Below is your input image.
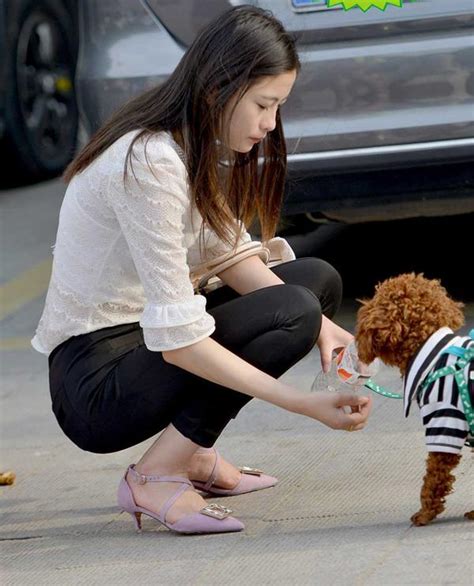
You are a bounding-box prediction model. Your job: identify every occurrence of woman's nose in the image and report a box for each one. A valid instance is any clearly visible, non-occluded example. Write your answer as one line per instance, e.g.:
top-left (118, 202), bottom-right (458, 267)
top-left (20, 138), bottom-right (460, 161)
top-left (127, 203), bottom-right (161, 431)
top-left (261, 111), bottom-right (277, 133)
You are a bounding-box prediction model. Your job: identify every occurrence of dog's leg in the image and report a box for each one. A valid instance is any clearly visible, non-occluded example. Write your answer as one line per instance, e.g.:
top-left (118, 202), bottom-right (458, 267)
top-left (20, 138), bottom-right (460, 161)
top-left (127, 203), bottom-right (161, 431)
top-left (464, 511), bottom-right (474, 520)
top-left (411, 452), bottom-right (461, 526)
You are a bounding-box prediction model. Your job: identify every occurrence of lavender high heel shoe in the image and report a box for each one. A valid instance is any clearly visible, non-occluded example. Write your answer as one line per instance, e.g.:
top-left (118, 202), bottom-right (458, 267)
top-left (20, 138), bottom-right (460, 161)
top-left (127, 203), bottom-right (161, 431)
top-left (117, 465), bottom-right (244, 535)
top-left (190, 448), bottom-right (278, 496)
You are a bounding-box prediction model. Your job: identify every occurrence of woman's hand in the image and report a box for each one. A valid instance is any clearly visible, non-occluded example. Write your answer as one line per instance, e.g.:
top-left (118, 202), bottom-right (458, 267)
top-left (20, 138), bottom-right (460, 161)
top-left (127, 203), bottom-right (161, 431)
top-left (295, 391), bottom-right (372, 431)
top-left (163, 336), bottom-right (372, 431)
top-left (317, 315), bottom-right (354, 374)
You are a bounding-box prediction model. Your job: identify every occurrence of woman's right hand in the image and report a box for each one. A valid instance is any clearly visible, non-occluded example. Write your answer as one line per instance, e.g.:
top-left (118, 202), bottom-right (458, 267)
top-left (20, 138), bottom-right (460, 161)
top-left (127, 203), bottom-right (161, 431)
top-left (163, 337), bottom-right (372, 431)
top-left (295, 391), bottom-right (372, 431)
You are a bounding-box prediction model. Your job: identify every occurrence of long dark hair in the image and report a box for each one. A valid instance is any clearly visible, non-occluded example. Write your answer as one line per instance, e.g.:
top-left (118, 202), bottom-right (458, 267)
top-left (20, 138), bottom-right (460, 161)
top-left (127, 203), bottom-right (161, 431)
top-left (64, 6), bottom-right (300, 247)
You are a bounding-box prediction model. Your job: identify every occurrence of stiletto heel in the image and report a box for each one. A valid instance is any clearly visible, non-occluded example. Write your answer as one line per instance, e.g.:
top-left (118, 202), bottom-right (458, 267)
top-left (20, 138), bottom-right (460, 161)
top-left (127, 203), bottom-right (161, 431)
top-left (117, 464), bottom-right (244, 535)
top-left (133, 512), bottom-right (142, 532)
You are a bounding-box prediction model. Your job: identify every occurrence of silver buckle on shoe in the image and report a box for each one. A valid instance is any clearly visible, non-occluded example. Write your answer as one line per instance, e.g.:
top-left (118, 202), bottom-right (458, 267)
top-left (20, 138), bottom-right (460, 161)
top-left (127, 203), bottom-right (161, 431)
top-left (136, 474), bottom-right (147, 485)
top-left (129, 467), bottom-right (147, 485)
top-left (201, 503), bottom-right (233, 520)
top-left (239, 466), bottom-right (262, 476)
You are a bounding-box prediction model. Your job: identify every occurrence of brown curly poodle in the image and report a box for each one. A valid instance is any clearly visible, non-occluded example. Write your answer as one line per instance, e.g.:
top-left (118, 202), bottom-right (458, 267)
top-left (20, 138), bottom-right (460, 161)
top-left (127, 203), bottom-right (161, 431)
top-left (355, 273), bottom-right (473, 526)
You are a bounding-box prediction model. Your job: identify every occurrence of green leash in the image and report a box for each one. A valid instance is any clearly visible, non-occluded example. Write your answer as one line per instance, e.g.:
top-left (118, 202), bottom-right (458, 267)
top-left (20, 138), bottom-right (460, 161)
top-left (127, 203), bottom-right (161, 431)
top-left (363, 329), bottom-right (474, 419)
top-left (364, 379), bottom-right (403, 399)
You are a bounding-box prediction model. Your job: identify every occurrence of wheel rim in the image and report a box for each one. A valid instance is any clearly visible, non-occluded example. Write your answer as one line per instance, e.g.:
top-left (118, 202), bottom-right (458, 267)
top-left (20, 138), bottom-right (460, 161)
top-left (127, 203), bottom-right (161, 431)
top-left (16, 11), bottom-right (77, 164)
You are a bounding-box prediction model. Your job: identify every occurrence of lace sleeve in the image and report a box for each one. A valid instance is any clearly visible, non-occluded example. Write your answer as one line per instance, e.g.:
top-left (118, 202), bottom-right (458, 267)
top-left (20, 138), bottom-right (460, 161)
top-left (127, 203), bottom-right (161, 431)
top-left (106, 139), bottom-right (215, 351)
top-left (201, 220), bottom-right (253, 263)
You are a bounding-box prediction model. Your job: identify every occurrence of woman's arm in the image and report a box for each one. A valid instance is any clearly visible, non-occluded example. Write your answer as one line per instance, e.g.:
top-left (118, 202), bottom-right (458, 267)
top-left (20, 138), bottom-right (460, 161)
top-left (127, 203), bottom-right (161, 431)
top-left (217, 254), bottom-right (284, 293)
top-left (217, 255), bottom-right (355, 374)
top-left (162, 336), bottom-right (371, 431)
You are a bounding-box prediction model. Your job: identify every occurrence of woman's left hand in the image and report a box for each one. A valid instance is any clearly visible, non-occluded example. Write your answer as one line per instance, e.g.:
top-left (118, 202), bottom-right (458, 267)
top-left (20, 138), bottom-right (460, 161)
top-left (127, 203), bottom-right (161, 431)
top-left (317, 315), bottom-right (354, 374)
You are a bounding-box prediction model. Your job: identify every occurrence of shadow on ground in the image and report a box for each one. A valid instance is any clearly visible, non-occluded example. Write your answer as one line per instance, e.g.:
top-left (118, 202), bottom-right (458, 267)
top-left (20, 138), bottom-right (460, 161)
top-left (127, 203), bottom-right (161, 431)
top-left (286, 212), bottom-right (473, 303)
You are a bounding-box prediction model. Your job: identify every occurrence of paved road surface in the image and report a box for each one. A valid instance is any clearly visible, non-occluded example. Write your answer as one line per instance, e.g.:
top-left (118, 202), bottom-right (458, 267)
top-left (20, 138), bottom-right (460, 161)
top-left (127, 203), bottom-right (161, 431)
top-left (1, 180), bottom-right (473, 585)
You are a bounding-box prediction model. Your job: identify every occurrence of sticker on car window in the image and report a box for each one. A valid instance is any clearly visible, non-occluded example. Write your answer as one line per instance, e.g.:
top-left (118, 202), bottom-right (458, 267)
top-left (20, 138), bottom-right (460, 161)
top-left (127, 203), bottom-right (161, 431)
top-left (291, 0), bottom-right (411, 11)
top-left (326, 0), bottom-right (404, 11)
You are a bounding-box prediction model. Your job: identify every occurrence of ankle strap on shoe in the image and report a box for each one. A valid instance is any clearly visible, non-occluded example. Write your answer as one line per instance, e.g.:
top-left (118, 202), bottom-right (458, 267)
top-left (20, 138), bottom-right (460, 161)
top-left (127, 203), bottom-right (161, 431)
top-left (128, 465), bottom-right (192, 487)
top-left (202, 447), bottom-right (220, 492)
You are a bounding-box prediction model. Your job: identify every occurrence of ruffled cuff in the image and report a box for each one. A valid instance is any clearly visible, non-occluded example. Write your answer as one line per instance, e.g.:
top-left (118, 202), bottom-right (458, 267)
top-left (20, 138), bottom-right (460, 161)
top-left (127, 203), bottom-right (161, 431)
top-left (143, 313), bottom-right (216, 351)
top-left (140, 295), bottom-right (208, 328)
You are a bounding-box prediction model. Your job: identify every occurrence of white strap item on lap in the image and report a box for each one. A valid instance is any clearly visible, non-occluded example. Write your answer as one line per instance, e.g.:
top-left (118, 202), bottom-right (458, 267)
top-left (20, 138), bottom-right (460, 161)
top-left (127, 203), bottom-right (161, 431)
top-left (192, 241), bottom-right (269, 294)
top-left (191, 237), bottom-right (296, 294)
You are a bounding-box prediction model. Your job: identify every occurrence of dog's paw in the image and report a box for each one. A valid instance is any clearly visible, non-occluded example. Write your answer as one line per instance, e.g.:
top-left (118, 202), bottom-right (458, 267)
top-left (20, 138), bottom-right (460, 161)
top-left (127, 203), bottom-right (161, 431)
top-left (410, 510), bottom-right (435, 526)
top-left (464, 510), bottom-right (474, 520)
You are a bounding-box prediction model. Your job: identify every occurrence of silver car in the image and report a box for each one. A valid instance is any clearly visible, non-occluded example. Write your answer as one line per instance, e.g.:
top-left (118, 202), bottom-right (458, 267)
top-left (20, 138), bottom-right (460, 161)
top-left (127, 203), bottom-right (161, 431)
top-left (76, 0), bottom-right (474, 223)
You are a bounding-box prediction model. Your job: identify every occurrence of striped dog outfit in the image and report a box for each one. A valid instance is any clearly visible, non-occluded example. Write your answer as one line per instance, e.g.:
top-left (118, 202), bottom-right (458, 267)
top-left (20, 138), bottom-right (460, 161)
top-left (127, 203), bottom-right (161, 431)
top-left (404, 327), bottom-right (474, 454)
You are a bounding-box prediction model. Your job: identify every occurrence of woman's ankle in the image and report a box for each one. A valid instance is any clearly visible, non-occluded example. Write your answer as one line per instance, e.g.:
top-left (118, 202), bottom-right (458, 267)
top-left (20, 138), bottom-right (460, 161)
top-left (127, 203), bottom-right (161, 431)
top-left (195, 447), bottom-right (214, 454)
top-left (135, 424), bottom-right (201, 476)
top-left (133, 463), bottom-right (189, 478)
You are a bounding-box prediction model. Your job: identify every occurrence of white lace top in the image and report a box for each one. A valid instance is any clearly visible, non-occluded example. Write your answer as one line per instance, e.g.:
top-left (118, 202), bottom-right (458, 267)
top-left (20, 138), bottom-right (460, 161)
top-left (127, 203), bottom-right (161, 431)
top-left (32, 130), bottom-right (266, 355)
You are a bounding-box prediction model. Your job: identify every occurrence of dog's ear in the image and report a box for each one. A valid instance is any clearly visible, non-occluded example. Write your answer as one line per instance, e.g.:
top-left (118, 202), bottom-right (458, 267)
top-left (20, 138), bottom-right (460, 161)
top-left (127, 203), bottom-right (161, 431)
top-left (355, 326), bottom-right (377, 366)
top-left (355, 299), bottom-right (404, 366)
top-left (355, 299), bottom-right (379, 365)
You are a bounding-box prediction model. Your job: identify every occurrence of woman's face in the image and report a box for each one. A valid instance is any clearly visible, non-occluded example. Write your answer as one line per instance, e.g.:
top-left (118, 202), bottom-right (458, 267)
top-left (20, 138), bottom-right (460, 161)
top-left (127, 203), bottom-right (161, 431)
top-left (223, 70), bottom-right (297, 153)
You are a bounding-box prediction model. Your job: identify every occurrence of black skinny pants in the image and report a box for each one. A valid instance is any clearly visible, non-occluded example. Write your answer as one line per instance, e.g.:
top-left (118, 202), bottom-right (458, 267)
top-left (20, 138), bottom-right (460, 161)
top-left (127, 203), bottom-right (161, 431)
top-left (48, 258), bottom-right (342, 453)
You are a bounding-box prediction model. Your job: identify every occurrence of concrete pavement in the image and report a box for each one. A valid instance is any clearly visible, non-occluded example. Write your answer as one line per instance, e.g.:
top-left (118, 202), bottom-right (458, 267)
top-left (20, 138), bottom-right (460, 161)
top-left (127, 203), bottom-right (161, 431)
top-left (2, 314), bottom-right (473, 585)
top-left (1, 180), bottom-right (473, 585)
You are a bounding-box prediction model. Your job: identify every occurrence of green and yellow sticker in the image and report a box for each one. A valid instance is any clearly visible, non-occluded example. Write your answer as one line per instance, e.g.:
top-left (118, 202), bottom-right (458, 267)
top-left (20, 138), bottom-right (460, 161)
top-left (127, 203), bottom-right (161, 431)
top-left (327, 0), bottom-right (404, 10)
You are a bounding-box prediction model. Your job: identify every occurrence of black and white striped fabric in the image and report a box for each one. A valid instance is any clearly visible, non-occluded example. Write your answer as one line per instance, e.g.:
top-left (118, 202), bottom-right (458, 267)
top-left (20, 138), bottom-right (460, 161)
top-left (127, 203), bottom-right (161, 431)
top-left (403, 327), bottom-right (474, 454)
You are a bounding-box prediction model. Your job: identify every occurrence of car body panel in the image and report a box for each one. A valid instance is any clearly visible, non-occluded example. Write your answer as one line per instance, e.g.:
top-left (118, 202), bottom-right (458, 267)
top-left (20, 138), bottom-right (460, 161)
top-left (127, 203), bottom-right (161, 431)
top-left (76, 0), bottom-right (185, 132)
top-left (75, 0), bottom-right (474, 218)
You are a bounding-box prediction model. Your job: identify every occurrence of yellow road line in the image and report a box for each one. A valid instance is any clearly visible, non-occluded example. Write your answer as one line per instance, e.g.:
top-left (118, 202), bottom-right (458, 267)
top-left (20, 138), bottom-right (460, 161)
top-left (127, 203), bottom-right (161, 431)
top-left (0, 258), bottom-right (52, 321)
top-left (0, 337), bottom-right (33, 351)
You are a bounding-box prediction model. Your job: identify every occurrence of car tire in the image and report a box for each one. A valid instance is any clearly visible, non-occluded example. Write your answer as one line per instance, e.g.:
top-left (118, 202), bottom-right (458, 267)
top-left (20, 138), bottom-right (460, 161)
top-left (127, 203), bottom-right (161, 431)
top-left (1, 0), bottom-right (78, 186)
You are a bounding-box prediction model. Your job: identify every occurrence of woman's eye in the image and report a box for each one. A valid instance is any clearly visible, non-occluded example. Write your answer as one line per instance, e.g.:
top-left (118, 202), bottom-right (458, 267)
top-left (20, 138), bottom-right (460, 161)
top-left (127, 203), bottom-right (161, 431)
top-left (258, 104), bottom-right (268, 111)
